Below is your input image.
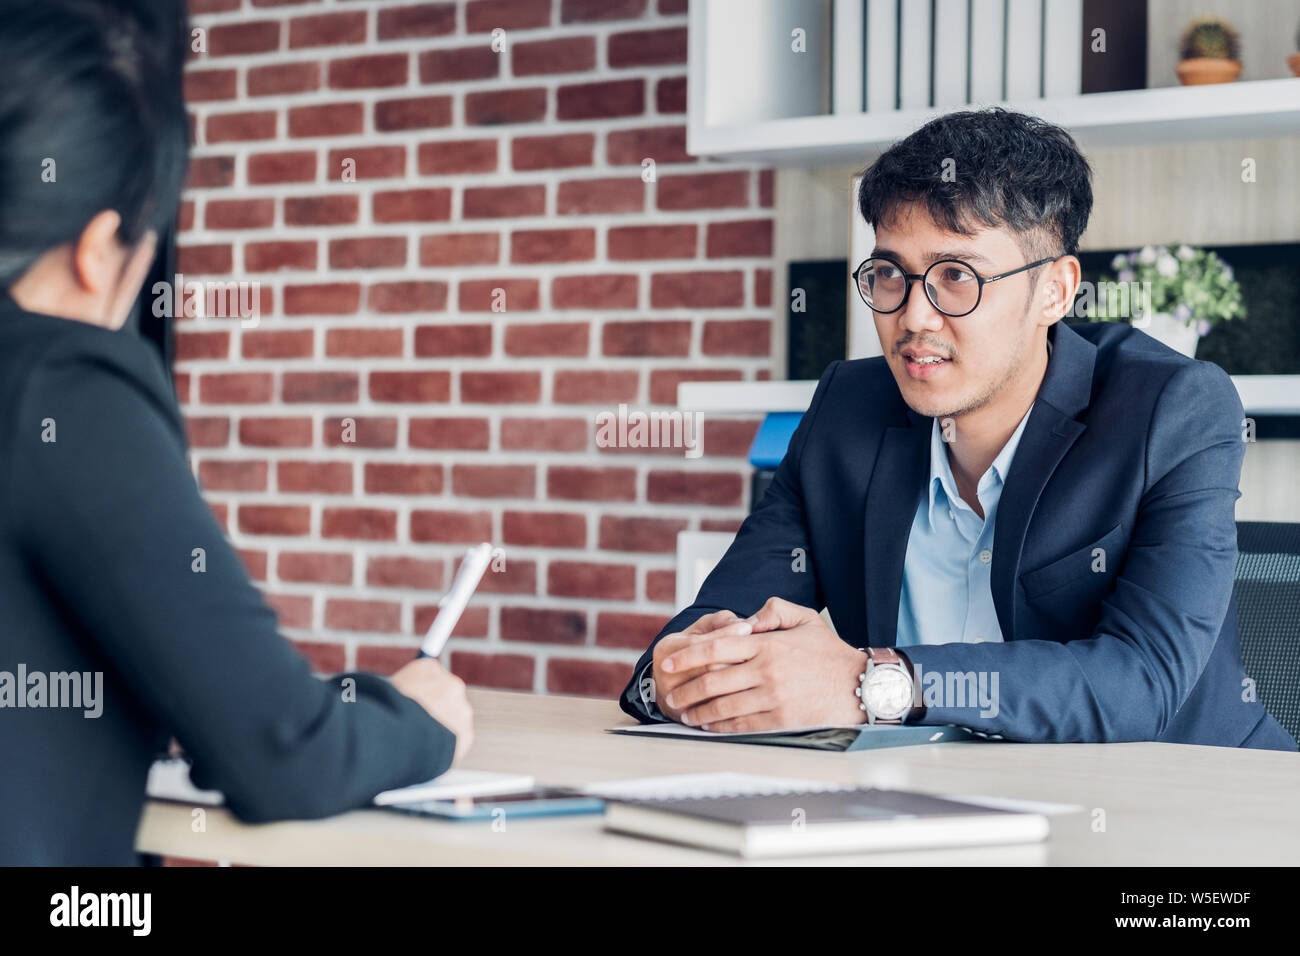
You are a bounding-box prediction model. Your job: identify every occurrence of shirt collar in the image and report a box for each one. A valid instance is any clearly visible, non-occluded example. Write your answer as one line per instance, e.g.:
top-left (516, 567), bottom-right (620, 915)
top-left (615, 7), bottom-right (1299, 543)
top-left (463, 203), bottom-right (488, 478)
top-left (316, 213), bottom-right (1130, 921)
top-left (927, 400), bottom-right (1036, 532)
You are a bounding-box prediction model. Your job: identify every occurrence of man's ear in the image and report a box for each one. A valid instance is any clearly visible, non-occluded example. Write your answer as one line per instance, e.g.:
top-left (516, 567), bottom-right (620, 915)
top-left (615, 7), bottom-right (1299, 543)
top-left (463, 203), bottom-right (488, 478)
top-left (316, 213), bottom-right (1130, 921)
top-left (72, 210), bottom-right (128, 295)
top-left (1041, 255), bottom-right (1081, 322)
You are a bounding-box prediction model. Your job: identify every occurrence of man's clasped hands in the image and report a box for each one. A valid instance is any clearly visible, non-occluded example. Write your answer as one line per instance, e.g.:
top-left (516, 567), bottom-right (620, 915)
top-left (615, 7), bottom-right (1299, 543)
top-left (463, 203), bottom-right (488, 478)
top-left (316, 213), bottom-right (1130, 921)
top-left (650, 598), bottom-right (870, 732)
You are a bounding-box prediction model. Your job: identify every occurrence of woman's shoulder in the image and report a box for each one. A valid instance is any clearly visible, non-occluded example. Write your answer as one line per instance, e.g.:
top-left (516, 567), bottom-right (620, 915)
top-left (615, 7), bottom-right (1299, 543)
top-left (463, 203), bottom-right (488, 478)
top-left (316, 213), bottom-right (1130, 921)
top-left (0, 307), bottom-right (182, 438)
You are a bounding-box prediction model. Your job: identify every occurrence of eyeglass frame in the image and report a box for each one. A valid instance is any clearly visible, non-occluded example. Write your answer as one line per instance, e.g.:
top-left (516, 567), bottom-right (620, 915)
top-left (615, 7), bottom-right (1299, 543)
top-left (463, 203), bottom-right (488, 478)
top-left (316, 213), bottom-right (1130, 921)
top-left (851, 254), bottom-right (1060, 318)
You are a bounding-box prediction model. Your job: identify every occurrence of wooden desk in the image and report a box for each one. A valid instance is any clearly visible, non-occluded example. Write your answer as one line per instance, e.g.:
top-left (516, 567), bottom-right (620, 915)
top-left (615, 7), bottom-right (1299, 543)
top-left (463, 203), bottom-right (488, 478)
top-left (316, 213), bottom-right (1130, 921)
top-left (136, 688), bottom-right (1300, 866)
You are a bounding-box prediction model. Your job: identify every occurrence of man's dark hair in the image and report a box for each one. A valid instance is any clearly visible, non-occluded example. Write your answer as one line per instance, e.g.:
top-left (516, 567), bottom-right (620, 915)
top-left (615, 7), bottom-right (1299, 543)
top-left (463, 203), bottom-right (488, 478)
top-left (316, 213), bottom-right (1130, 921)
top-left (856, 108), bottom-right (1093, 268)
top-left (0, 0), bottom-right (191, 284)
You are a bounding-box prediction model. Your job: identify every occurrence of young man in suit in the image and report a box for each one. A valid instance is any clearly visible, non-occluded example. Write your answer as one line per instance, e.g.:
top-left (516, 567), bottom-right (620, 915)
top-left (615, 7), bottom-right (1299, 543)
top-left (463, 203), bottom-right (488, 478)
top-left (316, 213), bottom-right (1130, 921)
top-left (620, 108), bottom-right (1296, 751)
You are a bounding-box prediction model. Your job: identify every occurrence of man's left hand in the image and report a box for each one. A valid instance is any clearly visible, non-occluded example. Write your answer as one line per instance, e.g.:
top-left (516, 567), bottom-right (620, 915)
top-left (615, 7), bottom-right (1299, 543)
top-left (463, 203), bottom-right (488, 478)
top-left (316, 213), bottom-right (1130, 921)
top-left (660, 597), bottom-right (868, 732)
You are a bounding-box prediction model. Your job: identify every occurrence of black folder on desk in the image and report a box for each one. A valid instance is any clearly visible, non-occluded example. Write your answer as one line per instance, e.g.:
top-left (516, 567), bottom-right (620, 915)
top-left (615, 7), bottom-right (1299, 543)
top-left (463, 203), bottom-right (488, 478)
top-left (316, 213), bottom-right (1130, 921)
top-left (608, 722), bottom-right (987, 751)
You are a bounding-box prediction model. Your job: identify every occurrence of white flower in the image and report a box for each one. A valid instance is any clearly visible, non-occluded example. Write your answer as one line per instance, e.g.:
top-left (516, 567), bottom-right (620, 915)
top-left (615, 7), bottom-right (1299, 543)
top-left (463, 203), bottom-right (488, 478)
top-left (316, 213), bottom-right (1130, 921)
top-left (1111, 253), bottom-right (1129, 271)
top-left (1176, 244), bottom-right (1195, 260)
top-left (1138, 245), bottom-right (1157, 265)
top-left (1156, 254), bottom-right (1179, 278)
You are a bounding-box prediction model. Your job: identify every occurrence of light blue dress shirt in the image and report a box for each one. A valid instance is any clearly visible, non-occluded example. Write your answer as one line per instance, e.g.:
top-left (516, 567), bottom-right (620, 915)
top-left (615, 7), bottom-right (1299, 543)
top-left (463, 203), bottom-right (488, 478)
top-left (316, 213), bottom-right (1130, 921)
top-left (894, 399), bottom-right (1035, 648)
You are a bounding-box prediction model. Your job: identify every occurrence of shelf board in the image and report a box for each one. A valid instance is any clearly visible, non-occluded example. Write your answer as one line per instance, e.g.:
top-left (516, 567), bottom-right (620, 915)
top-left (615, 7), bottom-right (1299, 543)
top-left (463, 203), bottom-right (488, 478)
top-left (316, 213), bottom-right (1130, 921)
top-left (688, 78), bottom-right (1300, 167)
top-left (677, 380), bottom-right (817, 413)
top-left (679, 375), bottom-right (1300, 416)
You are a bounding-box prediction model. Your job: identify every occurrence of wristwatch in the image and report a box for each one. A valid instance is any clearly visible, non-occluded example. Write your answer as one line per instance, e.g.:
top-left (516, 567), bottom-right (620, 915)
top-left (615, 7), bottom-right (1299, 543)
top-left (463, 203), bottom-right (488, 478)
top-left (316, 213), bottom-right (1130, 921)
top-left (855, 647), bottom-right (916, 724)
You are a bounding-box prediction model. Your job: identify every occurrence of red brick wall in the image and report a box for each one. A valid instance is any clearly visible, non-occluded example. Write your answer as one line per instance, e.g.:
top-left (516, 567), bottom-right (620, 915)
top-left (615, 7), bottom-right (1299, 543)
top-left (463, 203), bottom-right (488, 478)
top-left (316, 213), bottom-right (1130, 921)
top-left (176, 0), bottom-right (775, 698)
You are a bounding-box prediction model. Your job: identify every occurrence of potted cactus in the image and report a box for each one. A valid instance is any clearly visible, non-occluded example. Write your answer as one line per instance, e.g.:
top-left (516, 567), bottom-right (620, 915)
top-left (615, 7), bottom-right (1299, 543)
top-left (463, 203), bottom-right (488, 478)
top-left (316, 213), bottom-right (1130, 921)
top-left (1175, 15), bottom-right (1242, 85)
top-left (1289, 20), bottom-right (1300, 76)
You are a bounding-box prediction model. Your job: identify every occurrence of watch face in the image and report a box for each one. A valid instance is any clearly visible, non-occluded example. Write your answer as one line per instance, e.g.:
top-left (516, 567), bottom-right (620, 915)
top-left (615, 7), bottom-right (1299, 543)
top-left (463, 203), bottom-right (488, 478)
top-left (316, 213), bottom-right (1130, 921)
top-left (865, 667), bottom-right (913, 719)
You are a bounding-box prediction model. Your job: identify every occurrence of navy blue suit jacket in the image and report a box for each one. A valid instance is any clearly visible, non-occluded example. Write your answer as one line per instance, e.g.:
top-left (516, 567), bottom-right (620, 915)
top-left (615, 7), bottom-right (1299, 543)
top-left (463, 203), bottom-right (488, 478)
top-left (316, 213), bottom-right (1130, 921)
top-left (620, 321), bottom-right (1297, 751)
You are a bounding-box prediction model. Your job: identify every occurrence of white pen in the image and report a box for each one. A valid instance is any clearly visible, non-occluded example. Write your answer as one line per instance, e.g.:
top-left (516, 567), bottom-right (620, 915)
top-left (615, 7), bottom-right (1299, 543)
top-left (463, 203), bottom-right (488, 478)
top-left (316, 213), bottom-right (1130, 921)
top-left (418, 542), bottom-right (494, 659)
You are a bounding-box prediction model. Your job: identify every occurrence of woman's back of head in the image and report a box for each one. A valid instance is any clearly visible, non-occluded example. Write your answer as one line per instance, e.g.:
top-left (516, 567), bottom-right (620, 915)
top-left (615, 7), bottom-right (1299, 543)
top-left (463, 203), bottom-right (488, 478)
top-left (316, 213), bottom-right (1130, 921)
top-left (0, 0), bottom-right (190, 288)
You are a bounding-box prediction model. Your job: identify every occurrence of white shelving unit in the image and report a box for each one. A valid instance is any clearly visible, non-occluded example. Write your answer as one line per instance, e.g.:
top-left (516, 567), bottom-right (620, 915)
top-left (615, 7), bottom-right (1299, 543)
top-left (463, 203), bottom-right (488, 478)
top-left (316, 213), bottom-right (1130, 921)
top-left (687, 0), bottom-right (1300, 168)
top-left (689, 75), bottom-right (1300, 167)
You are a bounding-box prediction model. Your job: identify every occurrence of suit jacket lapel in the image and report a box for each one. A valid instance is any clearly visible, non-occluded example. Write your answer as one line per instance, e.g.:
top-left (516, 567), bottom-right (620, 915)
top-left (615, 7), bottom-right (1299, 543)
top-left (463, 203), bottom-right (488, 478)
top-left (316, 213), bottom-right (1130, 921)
top-left (861, 321), bottom-right (1097, 648)
top-left (862, 402), bottom-right (929, 648)
top-left (991, 321), bottom-right (1095, 642)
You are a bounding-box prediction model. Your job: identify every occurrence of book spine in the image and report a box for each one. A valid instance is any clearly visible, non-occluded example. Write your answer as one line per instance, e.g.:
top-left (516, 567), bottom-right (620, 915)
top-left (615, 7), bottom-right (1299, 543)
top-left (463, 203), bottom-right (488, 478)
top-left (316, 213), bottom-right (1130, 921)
top-left (865, 0), bottom-right (899, 112)
top-left (1004, 0), bottom-right (1044, 100)
top-left (932, 0), bottom-right (971, 108)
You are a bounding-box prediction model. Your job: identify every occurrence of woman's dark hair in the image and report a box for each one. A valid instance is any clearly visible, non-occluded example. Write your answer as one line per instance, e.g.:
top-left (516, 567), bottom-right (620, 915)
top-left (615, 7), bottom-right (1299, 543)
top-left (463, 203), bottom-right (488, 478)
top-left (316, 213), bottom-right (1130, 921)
top-left (857, 108), bottom-right (1093, 267)
top-left (0, 0), bottom-right (190, 285)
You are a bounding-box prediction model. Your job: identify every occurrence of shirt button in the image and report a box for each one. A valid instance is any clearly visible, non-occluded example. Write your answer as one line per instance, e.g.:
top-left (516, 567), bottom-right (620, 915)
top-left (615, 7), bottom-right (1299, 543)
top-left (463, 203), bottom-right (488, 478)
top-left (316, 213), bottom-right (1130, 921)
top-left (978, 549), bottom-right (992, 564)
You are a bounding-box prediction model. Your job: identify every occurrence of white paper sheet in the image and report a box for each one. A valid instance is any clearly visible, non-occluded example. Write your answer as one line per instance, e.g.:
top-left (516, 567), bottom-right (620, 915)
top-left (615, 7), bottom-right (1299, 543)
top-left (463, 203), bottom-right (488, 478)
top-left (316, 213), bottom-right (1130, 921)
top-left (582, 772), bottom-right (852, 801)
top-left (146, 758), bottom-right (533, 808)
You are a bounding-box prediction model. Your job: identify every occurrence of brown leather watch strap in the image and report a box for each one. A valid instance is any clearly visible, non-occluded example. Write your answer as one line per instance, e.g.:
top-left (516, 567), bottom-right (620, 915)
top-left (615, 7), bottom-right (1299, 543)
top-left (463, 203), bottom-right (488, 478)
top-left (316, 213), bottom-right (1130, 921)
top-left (895, 649), bottom-right (925, 721)
top-left (867, 647), bottom-right (902, 667)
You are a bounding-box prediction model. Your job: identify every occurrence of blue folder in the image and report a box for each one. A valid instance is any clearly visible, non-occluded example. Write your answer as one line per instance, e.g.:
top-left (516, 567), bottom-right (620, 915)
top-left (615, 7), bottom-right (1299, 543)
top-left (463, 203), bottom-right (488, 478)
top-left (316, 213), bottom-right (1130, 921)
top-left (748, 412), bottom-right (804, 469)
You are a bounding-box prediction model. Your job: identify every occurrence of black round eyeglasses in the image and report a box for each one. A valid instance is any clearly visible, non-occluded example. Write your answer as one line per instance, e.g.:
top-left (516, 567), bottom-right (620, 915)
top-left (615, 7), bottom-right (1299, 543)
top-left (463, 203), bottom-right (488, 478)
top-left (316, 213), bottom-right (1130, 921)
top-left (852, 255), bottom-right (1058, 318)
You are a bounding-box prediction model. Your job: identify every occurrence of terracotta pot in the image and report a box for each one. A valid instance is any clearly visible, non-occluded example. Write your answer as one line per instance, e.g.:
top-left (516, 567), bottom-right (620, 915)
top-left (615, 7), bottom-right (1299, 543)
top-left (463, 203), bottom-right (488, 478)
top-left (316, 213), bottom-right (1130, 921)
top-left (1175, 57), bottom-right (1242, 85)
top-left (1288, 52), bottom-right (1300, 77)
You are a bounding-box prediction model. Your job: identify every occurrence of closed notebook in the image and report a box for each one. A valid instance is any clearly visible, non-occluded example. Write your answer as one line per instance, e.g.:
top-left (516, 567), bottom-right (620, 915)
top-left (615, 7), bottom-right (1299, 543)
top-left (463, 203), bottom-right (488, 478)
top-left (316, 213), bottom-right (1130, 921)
top-left (608, 722), bottom-right (986, 751)
top-left (604, 786), bottom-right (1050, 858)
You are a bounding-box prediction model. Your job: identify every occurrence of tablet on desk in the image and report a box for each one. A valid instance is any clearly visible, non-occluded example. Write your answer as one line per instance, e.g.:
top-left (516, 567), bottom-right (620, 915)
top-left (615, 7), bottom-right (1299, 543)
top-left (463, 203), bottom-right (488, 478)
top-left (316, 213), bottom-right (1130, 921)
top-left (381, 787), bottom-right (604, 821)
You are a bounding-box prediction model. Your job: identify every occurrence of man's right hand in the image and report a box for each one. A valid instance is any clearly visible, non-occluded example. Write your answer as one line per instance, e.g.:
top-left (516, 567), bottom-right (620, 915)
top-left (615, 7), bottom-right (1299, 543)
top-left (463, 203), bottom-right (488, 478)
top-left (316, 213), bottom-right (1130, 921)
top-left (390, 658), bottom-right (474, 763)
top-left (650, 610), bottom-right (753, 723)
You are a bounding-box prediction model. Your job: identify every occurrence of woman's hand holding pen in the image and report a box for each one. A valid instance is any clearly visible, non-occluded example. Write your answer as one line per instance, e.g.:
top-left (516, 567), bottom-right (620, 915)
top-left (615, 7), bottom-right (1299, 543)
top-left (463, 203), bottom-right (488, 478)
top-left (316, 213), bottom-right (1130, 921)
top-left (391, 658), bottom-right (475, 763)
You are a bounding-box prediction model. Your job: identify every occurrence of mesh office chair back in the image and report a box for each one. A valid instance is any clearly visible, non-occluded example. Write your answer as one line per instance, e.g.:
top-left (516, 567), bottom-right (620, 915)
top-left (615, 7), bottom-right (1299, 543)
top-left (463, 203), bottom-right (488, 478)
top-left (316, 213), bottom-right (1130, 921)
top-left (1233, 521), bottom-right (1300, 745)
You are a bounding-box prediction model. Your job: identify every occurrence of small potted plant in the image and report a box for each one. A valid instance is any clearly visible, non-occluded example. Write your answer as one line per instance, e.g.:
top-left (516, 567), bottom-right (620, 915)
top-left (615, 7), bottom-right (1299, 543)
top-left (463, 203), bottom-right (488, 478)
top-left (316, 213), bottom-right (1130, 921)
top-left (1175, 15), bottom-right (1242, 85)
top-left (1289, 20), bottom-right (1300, 76)
top-left (1086, 244), bottom-right (1245, 358)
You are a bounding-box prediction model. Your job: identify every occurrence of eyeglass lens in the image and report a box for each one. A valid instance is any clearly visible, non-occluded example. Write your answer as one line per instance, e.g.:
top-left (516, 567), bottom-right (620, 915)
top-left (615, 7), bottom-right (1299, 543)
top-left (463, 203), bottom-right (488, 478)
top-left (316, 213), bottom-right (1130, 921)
top-left (859, 259), bottom-right (981, 316)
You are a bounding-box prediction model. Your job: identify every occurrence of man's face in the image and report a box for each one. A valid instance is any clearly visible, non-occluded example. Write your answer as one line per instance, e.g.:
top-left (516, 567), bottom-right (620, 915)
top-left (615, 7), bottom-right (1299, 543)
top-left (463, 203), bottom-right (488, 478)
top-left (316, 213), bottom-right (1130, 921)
top-left (870, 203), bottom-right (1049, 421)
